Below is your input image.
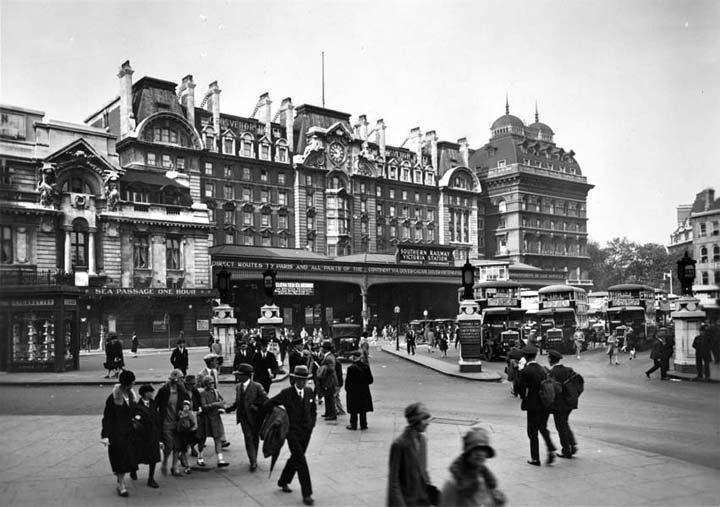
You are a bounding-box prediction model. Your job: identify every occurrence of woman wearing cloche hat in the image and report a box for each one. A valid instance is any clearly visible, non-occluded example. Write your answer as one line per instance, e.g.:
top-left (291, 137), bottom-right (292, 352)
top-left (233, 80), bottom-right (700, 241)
top-left (440, 426), bottom-right (506, 507)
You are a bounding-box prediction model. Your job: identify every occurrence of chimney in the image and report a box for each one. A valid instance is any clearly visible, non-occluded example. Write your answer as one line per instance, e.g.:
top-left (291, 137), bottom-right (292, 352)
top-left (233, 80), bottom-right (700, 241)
top-left (279, 97), bottom-right (294, 152)
top-left (458, 137), bottom-right (470, 167)
top-left (117, 60), bottom-right (134, 138)
top-left (205, 81), bottom-right (221, 134)
top-left (359, 115), bottom-right (369, 142)
top-left (353, 121), bottom-right (361, 139)
top-left (256, 92), bottom-right (272, 142)
top-left (376, 119), bottom-right (386, 159)
top-left (705, 188), bottom-right (715, 211)
top-left (410, 127), bottom-right (423, 164)
top-left (178, 75), bottom-right (196, 127)
top-left (425, 130), bottom-right (438, 171)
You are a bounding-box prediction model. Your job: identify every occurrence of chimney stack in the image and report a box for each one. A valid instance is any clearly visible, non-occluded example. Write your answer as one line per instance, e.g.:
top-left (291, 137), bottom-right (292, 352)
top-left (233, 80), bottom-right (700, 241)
top-left (410, 127), bottom-right (423, 164)
top-left (117, 60), bottom-right (135, 139)
top-left (205, 81), bottom-right (222, 135)
top-left (178, 75), bottom-right (196, 127)
top-left (376, 119), bottom-right (386, 159)
top-left (359, 115), bottom-right (369, 142)
top-left (458, 137), bottom-right (470, 167)
top-left (425, 130), bottom-right (438, 171)
top-left (705, 188), bottom-right (715, 211)
top-left (279, 97), bottom-right (294, 152)
top-left (256, 92), bottom-right (273, 142)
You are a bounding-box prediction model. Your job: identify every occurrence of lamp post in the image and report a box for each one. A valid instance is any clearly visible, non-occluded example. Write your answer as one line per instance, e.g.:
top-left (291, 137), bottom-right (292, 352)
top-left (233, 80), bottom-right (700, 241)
top-left (394, 305), bottom-right (401, 351)
top-left (262, 264), bottom-right (277, 304)
top-left (216, 265), bottom-right (231, 304)
top-left (461, 255), bottom-right (475, 300)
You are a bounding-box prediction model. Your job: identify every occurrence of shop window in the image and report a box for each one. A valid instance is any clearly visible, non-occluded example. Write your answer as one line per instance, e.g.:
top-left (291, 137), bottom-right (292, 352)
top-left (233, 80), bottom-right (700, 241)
top-left (166, 237), bottom-right (181, 270)
top-left (10, 312), bottom-right (59, 364)
top-left (1, 225), bottom-right (12, 264)
top-left (133, 235), bottom-right (149, 269)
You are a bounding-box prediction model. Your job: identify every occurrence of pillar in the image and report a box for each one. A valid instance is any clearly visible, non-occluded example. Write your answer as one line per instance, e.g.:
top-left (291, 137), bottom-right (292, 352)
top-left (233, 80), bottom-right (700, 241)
top-left (361, 286), bottom-right (369, 332)
top-left (671, 297), bottom-right (706, 373)
top-left (64, 229), bottom-right (72, 273)
top-left (88, 228), bottom-right (96, 275)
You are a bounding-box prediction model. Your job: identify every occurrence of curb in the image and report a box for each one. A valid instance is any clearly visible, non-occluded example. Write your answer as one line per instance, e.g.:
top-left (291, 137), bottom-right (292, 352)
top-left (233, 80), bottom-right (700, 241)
top-left (0, 372), bottom-right (290, 387)
top-left (381, 345), bottom-right (502, 382)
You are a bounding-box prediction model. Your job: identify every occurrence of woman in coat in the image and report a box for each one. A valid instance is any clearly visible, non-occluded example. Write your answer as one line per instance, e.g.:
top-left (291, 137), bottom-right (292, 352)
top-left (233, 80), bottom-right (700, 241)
top-left (197, 375), bottom-right (229, 467)
top-left (133, 384), bottom-right (161, 488)
top-left (344, 350), bottom-right (374, 431)
top-left (101, 370), bottom-right (138, 497)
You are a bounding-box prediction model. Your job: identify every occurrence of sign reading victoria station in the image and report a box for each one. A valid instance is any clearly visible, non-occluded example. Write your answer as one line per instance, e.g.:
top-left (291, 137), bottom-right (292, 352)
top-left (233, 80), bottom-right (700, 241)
top-left (395, 244), bottom-right (455, 265)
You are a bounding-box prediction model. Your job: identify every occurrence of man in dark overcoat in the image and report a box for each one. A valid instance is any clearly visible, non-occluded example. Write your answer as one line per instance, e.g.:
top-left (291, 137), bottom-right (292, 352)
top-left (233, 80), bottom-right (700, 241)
top-left (226, 363), bottom-right (268, 471)
top-left (344, 350), bottom-right (374, 431)
top-left (317, 341), bottom-right (338, 422)
top-left (233, 340), bottom-right (255, 372)
top-left (386, 402), bottom-right (438, 507)
top-left (547, 350), bottom-right (578, 458)
top-left (252, 338), bottom-right (279, 394)
top-left (517, 345), bottom-right (556, 466)
top-left (693, 325), bottom-right (712, 380)
top-left (267, 365), bottom-right (317, 506)
top-left (170, 338), bottom-right (189, 376)
top-left (645, 330), bottom-right (668, 380)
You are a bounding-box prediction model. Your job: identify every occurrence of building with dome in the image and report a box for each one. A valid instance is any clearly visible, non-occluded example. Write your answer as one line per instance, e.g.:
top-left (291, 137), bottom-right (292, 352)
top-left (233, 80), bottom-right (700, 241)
top-left (469, 100), bottom-right (594, 286)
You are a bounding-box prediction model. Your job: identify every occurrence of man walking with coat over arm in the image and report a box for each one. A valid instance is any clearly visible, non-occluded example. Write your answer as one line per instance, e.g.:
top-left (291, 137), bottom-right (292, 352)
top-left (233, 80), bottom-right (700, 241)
top-left (226, 363), bottom-right (268, 472)
top-left (518, 345), bottom-right (557, 466)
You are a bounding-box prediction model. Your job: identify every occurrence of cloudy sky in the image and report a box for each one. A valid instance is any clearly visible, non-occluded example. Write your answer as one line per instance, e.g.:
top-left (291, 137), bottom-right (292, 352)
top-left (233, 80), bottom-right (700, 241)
top-left (2, 0), bottom-right (718, 246)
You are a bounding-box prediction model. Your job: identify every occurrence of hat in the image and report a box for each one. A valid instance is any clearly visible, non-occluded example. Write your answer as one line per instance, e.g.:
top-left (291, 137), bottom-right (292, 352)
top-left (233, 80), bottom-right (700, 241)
top-left (184, 375), bottom-right (196, 384)
top-left (138, 384), bottom-right (154, 396)
top-left (349, 349), bottom-right (362, 357)
top-left (404, 402), bottom-right (432, 425)
top-left (182, 399), bottom-right (192, 406)
top-left (233, 363), bottom-right (254, 376)
top-left (200, 375), bottom-right (215, 387)
top-left (321, 340), bottom-right (334, 350)
top-left (521, 345), bottom-right (538, 356)
top-left (238, 340), bottom-right (248, 347)
top-left (177, 338), bottom-right (185, 344)
top-left (169, 369), bottom-right (184, 380)
top-left (462, 427), bottom-right (495, 458)
top-left (290, 365), bottom-right (311, 379)
top-left (203, 353), bottom-right (218, 362)
top-left (118, 370), bottom-right (135, 386)
top-left (292, 337), bottom-right (304, 345)
top-left (548, 349), bottom-right (563, 361)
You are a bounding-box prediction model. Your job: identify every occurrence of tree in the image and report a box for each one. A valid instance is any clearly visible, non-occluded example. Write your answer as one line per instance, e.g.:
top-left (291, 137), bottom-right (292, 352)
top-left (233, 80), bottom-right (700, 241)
top-left (588, 238), bottom-right (674, 291)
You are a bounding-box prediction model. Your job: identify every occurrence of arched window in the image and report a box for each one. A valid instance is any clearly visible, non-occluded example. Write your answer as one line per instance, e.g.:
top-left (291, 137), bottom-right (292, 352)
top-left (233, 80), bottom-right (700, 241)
top-left (240, 133), bottom-right (254, 158)
top-left (700, 246), bottom-right (708, 263)
top-left (62, 176), bottom-right (93, 194)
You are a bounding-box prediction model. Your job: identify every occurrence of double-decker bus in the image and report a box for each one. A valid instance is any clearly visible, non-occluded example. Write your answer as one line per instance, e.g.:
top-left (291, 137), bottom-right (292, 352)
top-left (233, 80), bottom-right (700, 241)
top-left (473, 281), bottom-right (527, 360)
top-left (536, 285), bottom-right (590, 353)
top-left (606, 284), bottom-right (657, 350)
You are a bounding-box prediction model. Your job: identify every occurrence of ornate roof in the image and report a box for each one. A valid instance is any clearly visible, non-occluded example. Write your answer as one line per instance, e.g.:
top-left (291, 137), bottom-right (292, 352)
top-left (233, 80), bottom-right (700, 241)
top-left (491, 114), bottom-right (525, 131)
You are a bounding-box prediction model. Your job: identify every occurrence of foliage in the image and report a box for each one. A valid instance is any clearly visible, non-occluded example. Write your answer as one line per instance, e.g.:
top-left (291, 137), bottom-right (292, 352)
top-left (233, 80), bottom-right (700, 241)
top-left (588, 237), bottom-right (676, 292)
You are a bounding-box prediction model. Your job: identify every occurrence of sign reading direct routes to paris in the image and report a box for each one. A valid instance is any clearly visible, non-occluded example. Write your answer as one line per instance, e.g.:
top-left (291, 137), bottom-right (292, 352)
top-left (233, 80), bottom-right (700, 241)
top-left (396, 244), bottom-right (455, 265)
top-left (458, 320), bottom-right (482, 360)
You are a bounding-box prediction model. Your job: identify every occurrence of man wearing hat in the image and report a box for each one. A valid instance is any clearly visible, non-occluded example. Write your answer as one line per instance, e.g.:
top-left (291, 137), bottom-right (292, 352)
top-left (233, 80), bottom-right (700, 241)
top-left (267, 365), bottom-right (317, 506)
top-left (547, 350), bottom-right (579, 459)
top-left (233, 340), bottom-right (255, 372)
top-left (252, 338), bottom-right (279, 394)
top-left (316, 340), bottom-right (338, 422)
top-left (344, 350), bottom-right (374, 431)
top-left (226, 363), bottom-right (268, 471)
top-left (288, 337), bottom-right (306, 382)
top-left (170, 339), bottom-right (189, 376)
top-left (387, 402), bottom-right (438, 506)
top-left (440, 426), bottom-right (506, 507)
top-left (198, 353), bottom-right (220, 390)
top-left (517, 345), bottom-right (557, 466)
top-left (156, 369), bottom-right (190, 475)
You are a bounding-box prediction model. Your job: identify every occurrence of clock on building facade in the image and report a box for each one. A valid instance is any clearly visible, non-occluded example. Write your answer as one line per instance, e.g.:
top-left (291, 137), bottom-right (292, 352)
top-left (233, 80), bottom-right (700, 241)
top-left (328, 142), bottom-right (345, 165)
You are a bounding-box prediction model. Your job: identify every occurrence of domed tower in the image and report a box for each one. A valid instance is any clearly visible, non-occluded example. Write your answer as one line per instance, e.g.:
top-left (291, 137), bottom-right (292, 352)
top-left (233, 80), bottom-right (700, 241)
top-left (526, 103), bottom-right (554, 142)
top-left (490, 96), bottom-right (525, 138)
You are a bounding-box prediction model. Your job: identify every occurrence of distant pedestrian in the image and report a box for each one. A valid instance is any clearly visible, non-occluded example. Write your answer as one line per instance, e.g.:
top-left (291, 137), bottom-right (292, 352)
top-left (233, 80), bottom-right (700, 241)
top-left (226, 363), bottom-right (268, 472)
top-left (440, 426), bottom-right (506, 507)
top-left (131, 332), bottom-right (139, 357)
top-left (211, 338), bottom-right (223, 366)
top-left (267, 365), bottom-right (317, 506)
top-left (547, 350), bottom-right (579, 458)
top-left (133, 384), bottom-right (161, 488)
top-left (606, 331), bottom-right (619, 365)
top-left (101, 370), bottom-right (138, 497)
top-left (170, 339), bottom-right (189, 376)
top-left (572, 328), bottom-right (584, 359)
top-left (439, 334), bottom-right (449, 357)
top-left (252, 338), bottom-right (279, 394)
top-left (345, 350), bottom-right (374, 431)
top-left (387, 402), bottom-right (438, 507)
top-left (406, 329), bottom-right (416, 355)
top-left (645, 330), bottom-right (669, 380)
top-left (207, 333), bottom-right (214, 351)
top-left (693, 325), bottom-right (712, 381)
top-left (517, 345), bottom-right (556, 466)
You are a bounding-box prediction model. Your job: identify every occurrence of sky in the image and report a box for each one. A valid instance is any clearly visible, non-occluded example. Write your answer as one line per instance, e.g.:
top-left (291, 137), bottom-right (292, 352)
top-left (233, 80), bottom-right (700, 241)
top-left (2, 0), bottom-right (718, 247)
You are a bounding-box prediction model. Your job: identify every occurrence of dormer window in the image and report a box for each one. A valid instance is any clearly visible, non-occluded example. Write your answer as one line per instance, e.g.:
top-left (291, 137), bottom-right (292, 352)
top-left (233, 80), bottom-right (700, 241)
top-left (401, 166), bottom-right (410, 182)
top-left (240, 133), bottom-right (254, 158)
top-left (275, 140), bottom-right (289, 163)
top-left (260, 143), bottom-right (271, 161)
top-left (223, 137), bottom-right (235, 155)
top-left (205, 134), bottom-right (216, 152)
top-left (424, 172), bottom-right (434, 186)
top-left (389, 165), bottom-right (398, 179)
top-left (414, 170), bottom-right (422, 183)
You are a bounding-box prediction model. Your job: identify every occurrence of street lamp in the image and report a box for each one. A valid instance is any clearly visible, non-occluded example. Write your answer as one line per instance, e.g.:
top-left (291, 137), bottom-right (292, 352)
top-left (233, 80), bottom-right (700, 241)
top-left (676, 251), bottom-right (696, 297)
top-left (461, 255), bottom-right (475, 300)
top-left (262, 264), bottom-right (277, 303)
top-left (216, 265), bottom-right (231, 304)
top-left (394, 305), bottom-right (401, 351)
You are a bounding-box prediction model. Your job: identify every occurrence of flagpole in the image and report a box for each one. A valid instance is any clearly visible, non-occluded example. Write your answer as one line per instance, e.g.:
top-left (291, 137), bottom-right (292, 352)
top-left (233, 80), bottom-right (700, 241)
top-left (321, 51), bottom-right (325, 108)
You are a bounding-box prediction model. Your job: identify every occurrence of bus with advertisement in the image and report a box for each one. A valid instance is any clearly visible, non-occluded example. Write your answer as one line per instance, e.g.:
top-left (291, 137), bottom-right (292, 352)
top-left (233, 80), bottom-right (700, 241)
top-left (536, 285), bottom-right (590, 353)
top-left (606, 284), bottom-right (657, 350)
top-left (473, 281), bottom-right (527, 360)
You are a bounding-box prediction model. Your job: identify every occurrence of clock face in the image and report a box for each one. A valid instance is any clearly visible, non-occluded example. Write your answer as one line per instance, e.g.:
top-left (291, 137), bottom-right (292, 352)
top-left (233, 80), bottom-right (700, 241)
top-left (264, 310), bottom-right (273, 318)
top-left (328, 142), bottom-right (345, 165)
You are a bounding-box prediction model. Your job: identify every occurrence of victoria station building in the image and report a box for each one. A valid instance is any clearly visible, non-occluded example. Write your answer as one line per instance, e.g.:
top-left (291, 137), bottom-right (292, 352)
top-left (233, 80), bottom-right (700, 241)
top-left (0, 60), bottom-right (593, 367)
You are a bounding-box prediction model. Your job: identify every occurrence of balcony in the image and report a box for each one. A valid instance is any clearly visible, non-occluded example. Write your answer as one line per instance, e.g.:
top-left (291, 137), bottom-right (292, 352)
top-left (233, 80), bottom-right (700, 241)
top-left (0, 266), bottom-right (75, 287)
top-left (479, 163), bottom-right (589, 184)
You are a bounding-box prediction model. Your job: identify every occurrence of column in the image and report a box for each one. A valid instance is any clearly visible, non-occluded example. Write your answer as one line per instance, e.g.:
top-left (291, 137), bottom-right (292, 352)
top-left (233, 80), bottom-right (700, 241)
top-left (64, 229), bottom-right (72, 273)
top-left (360, 286), bottom-right (369, 332)
top-left (88, 229), bottom-right (96, 275)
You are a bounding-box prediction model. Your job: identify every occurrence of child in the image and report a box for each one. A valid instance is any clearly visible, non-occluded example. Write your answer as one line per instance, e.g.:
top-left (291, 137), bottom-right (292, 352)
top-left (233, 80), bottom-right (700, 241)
top-left (176, 400), bottom-right (197, 474)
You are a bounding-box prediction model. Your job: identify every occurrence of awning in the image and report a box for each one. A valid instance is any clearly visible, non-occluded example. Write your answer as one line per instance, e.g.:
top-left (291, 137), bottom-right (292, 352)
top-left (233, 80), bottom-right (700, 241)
top-left (121, 170), bottom-right (188, 190)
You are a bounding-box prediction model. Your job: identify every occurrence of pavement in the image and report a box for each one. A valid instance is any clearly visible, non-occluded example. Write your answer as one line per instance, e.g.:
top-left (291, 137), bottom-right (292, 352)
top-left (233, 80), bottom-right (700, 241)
top-left (0, 342), bottom-right (719, 506)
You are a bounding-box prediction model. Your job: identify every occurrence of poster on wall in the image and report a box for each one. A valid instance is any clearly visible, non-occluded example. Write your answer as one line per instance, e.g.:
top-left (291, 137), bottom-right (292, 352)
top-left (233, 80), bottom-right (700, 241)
top-left (108, 317), bottom-right (116, 334)
top-left (196, 319), bottom-right (209, 331)
top-left (283, 307), bottom-right (293, 326)
top-left (153, 320), bottom-right (167, 333)
top-left (325, 307), bottom-right (334, 325)
top-left (305, 306), bottom-right (314, 325)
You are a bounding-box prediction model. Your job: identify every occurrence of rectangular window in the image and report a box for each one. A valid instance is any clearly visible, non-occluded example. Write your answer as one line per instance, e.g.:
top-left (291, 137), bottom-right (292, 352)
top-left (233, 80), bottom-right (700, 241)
top-left (278, 191), bottom-right (287, 206)
top-left (243, 211), bottom-right (253, 226)
top-left (71, 231), bottom-right (87, 268)
top-left (204, 182), bottom-right (214, 198)
top-left (225, 232), bottom-right (235, 244)
top-left (402, 225), bottom-right (410, 240)
top-left (427, 228), bottom-right (435, 241)
top-left (377, 224), bottom-right (384, 236)
top-left (204, 162), bottom-right (213, 175)
top-left (279, 215), bottom-right (288, 229)
top-left (389, 189), bottom-right (396, 199)
top-left (161, 154), bottom-right (172, 168)
top-left (242, 167), bottom-right (251, 180)
top-left (415, 192), bottom-right (420, 202)
top-left (244, 234), bottom-right (254, 246)
top-left (377, 204), bottom-right (383, 215)
top-left (261, 171), bottom-right (268, 182)
top-left (176, 157), bottom-right (185, 171)
top-left (260, 145), bottom-right (270, 160)
top-left (133, 235), bottom-right (149, 268)
top-left (307, 190), bottom-right (314, 207)
top-left (402, 206), bottom-right (409, 218)
top-left (402, 191), bottom-right (408, 200)
top-left (1, 226), bottom-right (13, 264)
top-left (414, 227), bottom-right (422, 241)
top-left (224, 165), bottom-right (232, 178)
top-left (361, 200), bottom-right (367, 213)
top-left (427, 209), bottom-right (434, 221)
top-left (170, 130), bottom-right (178, 144)
top-left (361, 221), bottom-right (368, 234)
top-left (426, 194), bottom-right (432, 204)
top-left (307, 215), bottom-right (315, 230)
top-left (279, 235), bottom-right (288, 248)
top-left (223, 184), bottom-right (234, 200)
top-left (262, 234), bottom-right (271, 247)
top-left (360, 183), bottom-right (366, 194)
top-left (224, 210), bottom-right (235, 225)
top-left (389, 166), bottom-right (397, 179)
top-left (208, 208), bottom-right (215, 222)
top-left (277, 147), bottom-right (288, 163)
top-left (278, 173), bottom-right (286, 185)
top-left (390, 225), bottom-right (397, 237)
top-left (166, 237), bottom-right (181, 270)
top-left (224, 138), bottom-right (234, 155)
top-left (376, 186), bottom-right (382, 197)
top-left (242, 140), bottom-right (253, 157)
top-left (261, 190), bottom-right (269, 203)
top-left (305, 175), bottom-right (313, 186)
top-left (414, 208), bottom-right (421, 219)
top-left (389, 205), bottom-right (396, 217)
top-left (147, 153), bottom-right (156, 166)
top-left (497, 160), bottom-right (506, 168)
top-left (241, 187), bottom-right (251, 201)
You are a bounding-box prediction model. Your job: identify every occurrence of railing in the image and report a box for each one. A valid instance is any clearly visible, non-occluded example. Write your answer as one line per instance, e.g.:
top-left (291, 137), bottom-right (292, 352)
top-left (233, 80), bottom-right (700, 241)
top-left (480, 164), bottom-right (588, 184)
top-left (0, 267), bottom-right (75, 287)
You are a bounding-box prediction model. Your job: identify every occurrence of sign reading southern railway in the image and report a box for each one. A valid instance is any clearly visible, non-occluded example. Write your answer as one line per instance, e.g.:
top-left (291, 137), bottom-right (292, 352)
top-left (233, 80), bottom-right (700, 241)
top-left (395, 244), bottom-right (455, 265)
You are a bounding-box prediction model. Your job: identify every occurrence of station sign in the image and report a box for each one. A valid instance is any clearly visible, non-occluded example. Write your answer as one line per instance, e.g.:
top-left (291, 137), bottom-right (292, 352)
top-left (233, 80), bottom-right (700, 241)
top-left (396, 244), bottom-right (455, 265)
top-left (89, 288), bottom-right (218, 297)
top-left (275, 282), bottom-right (314, 296)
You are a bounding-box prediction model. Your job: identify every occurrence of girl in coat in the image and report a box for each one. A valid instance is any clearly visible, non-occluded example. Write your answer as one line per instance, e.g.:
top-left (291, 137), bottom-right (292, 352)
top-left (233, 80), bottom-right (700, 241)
top-left (197, 375), bottom-right (229, 467)
top-left (133, 384), bottom-right (161, 488)
top-left (101, 370), bottom-right (138, 497)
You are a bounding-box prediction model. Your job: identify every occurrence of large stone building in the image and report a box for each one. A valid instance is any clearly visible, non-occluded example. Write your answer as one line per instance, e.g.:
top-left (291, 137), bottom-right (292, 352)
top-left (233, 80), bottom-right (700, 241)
top-left (669, 187), bottom-right (720, 315)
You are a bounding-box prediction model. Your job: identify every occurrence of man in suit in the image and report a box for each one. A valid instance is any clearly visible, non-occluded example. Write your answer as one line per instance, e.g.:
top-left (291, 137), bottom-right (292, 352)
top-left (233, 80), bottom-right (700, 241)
top-left (517, 345), bottom-right (556, 466)
top-left (226, 363), bottom-right (268, 471)
top-left (547, 349), bottom-right (578, 458)
top-left (288, 337), bottom-right (306, 385)
top-left (267, 365), bottom-right (317, 506)
top-left (252, 338), bottom-right (278, 394)
top-left (317, 341), bottom-right (338, 422)
top-left (170, 338), bottom-right (189, 376)
top-left (233, 340), bottom-right (255, 372)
